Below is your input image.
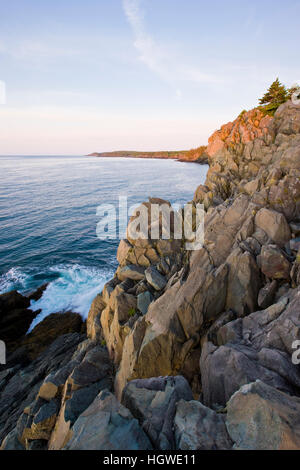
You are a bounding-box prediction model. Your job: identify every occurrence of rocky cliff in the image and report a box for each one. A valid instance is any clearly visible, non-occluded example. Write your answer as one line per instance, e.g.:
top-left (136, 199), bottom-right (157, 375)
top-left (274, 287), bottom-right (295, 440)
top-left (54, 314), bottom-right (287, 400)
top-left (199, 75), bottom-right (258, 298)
top-left (1, 101), bottom-right (300, 451)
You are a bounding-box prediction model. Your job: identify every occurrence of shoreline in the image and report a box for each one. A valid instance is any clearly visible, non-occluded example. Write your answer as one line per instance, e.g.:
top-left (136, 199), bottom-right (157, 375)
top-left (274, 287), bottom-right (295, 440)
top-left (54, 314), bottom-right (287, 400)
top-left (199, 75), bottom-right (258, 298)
top-left (87, 149), bottom-right (209, 164)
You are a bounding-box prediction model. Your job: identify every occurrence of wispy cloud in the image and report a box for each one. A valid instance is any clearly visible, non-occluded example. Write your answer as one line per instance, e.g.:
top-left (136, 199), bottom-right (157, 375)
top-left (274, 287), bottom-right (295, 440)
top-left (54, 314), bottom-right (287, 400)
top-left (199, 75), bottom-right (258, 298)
top-left (122, 0), bottom-right (219, 94)
top-left (0, 39), bottom-right (84, 63)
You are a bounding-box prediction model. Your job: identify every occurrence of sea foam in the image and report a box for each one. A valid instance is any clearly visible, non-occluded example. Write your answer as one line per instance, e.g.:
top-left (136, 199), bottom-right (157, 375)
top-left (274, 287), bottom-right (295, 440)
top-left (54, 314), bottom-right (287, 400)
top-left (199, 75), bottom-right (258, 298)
top-left (28, 264), bottom-right (113, 331)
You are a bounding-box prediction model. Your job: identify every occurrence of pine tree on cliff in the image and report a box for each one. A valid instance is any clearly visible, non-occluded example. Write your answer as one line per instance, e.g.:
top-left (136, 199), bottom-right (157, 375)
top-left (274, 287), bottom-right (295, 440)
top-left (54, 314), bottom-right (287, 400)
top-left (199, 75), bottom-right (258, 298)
top-left (259, 78), bottom-right (289, 115)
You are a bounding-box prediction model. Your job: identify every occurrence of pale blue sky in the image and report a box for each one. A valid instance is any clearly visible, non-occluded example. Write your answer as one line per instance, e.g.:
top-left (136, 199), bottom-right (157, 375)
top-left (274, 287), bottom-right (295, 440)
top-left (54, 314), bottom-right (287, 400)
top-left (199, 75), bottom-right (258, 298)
top-left (0, 0), bottom-right (299, 154)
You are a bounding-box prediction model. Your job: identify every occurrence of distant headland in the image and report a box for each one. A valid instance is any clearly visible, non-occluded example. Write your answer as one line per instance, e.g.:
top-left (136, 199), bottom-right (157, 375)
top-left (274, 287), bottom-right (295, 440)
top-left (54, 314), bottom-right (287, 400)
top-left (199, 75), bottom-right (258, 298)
top-left (86, 147), bottom-right (208, 164)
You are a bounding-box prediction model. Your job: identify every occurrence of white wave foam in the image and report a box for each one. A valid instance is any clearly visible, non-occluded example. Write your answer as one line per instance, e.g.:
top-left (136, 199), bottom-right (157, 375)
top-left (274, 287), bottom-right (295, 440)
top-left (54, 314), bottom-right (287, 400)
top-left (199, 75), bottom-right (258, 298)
top-left (29, 264), bottom-right (113, 331)
top-left (0, 267), bottom-right (32, 293)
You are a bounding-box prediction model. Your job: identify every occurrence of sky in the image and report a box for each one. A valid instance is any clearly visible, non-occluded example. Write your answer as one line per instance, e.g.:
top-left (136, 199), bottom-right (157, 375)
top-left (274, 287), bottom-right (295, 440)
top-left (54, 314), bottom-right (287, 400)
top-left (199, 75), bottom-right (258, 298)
top-left (0, 0), bottom-right (299, 155)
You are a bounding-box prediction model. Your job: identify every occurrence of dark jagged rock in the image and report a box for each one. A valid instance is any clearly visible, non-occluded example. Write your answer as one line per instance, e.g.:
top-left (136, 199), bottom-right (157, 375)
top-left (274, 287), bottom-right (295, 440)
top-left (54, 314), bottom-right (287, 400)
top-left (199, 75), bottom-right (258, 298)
top-left (137, 291), bottom-right (153, 315)
top-left (0, 291), bottom-right (38, 351)
top-left (258, 280), bottom-right (277, 308)
top-left (122, 376), bottom-right (193, 450)
top-left (27, 284), bottom-right (48, 302)
top-left (20, 312), bottom-right (84, 361)
top-left (0, 333), bottom-right (84, 446)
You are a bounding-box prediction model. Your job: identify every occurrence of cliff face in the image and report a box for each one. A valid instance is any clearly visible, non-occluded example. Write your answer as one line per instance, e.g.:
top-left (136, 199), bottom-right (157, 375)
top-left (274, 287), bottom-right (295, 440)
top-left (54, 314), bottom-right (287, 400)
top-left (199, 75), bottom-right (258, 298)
top-left (195, 102), bottom-right (300, 219)
top-left (1, 102), bottom-right (300, 451)
top-left (205, 107), bottom-right (273, 196)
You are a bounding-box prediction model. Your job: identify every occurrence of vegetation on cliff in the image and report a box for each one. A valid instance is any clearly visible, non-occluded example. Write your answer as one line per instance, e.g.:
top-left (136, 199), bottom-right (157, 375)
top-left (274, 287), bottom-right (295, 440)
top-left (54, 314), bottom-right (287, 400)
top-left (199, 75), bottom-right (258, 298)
top-left (182, 145), bottom-right (208, 163)
top-left (258, 78), bottom-right (296, 116)
top-left (88, 150), bottom-right (186, 159)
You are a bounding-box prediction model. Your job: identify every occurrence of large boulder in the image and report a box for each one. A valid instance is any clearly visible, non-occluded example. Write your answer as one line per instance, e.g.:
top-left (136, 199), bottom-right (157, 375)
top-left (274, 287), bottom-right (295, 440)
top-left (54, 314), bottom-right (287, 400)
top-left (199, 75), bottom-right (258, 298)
top-left (116, 239), bottom-right (133, 266)
top-left (259, 245), bottom-right (291, 280)
top-left (101, 292), bottom-right (137, 364)
top-left (117, 265), bottom-right (145, 282)
top-left (121, 376), bottom-right (193, 450)
top-left (66, 345), bottom-right (112, 391)
top-left (174, 400), bottom-right (232, 450)
top-left (267, 169), bottom-right (300, 222)
top-left (226, 380), bottom-right (300, 450)
top-left (203, 194), bottom-right (258, 266)
top-left (225, 247), bottom-right (260, 317)
top-left (200, 288), bottom-right (300, 408)
top-left (87, 294), bottom-right (106, 341)
top-left (137, 291), bottom-right (153, 315)
top-left (145, 267), bottom-right (167, 291)
top-left (255, 208), bottom-right (291, 247)
top-left (65, 390), bottom-right (152, 450)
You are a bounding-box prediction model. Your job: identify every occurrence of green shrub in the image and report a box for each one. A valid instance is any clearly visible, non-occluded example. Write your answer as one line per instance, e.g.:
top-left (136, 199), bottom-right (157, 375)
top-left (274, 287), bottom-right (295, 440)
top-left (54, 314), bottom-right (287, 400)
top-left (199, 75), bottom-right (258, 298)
top-left (128, 308), bottom-right (136, 317)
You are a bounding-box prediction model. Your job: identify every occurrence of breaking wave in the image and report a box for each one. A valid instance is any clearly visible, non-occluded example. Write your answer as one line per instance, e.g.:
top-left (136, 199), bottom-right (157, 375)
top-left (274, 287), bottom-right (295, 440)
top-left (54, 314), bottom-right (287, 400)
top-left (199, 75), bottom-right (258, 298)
top-left (0, 264), bottom-right (113, 331)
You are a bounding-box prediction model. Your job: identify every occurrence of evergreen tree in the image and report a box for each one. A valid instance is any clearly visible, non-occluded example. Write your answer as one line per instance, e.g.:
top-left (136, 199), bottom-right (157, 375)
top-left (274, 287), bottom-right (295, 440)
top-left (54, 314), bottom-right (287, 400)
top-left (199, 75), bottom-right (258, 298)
top-left (259, 79), bottom-right (289, 115)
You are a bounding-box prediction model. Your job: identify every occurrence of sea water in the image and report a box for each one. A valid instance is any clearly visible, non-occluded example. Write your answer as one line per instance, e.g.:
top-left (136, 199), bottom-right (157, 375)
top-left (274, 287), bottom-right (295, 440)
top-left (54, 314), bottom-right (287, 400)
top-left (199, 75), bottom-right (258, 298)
top-left (0, 155), bottom-right (208, 327)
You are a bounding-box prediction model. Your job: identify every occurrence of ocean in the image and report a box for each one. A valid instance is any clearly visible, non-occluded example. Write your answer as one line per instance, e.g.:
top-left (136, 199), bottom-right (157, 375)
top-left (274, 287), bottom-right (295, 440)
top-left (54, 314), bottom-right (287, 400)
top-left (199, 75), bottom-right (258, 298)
top-left (0, 155), bottom-right (208, 328)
